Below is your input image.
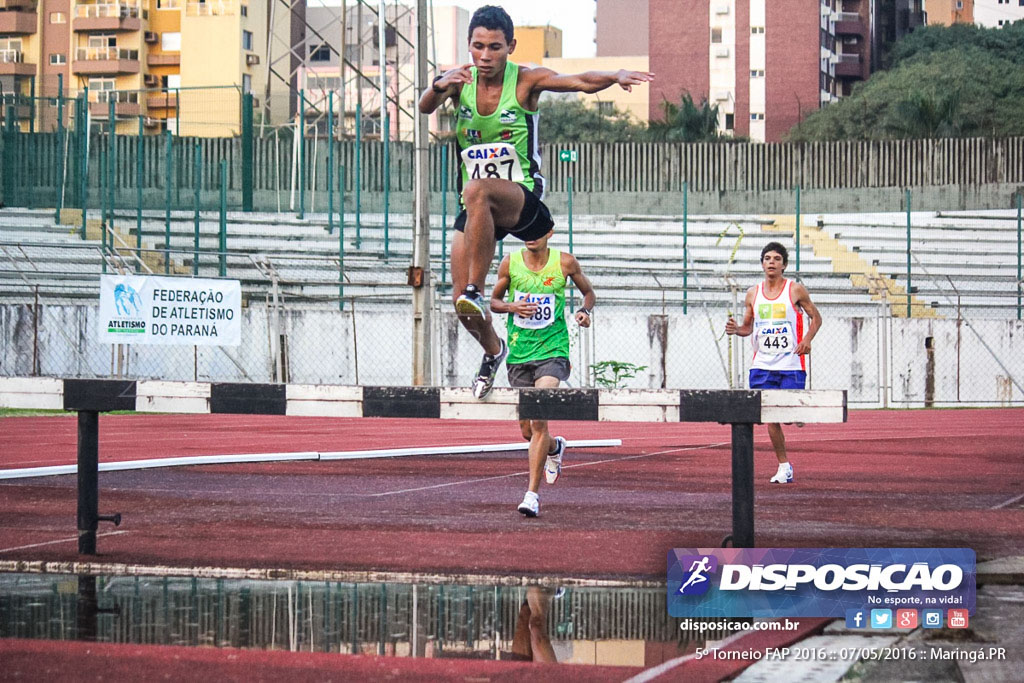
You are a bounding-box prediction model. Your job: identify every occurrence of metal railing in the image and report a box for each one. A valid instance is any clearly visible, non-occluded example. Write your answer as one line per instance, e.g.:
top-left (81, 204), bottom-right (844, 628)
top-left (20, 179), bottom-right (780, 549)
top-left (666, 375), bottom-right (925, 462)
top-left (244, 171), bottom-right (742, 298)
top-left (75, 3), bottom-right (141, 19)
top-left (185, 0), bottom-right (238, 16)
top-left (75, 47), bottom-right (140, 61)
top-left (0, 48), bottom-right (24, 63)
top-left (94, 90), bottom-right (140, 104)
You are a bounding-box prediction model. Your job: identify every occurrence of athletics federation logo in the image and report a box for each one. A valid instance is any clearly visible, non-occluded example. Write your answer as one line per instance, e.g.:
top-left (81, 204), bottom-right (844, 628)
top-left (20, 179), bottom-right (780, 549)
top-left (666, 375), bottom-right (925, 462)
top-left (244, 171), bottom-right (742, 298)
top-left (459, 105), bottom-right (473, 120)
top-left (500, 129), bottom-right (513, 140)
top-left (465, 128), bottom-right (481, 141)
top-left (499, 109), bottom-right (517, 124)
top-left (677, 554), bottom-right (718, 596)
top-left (114, 282), bottom-right (142, 316)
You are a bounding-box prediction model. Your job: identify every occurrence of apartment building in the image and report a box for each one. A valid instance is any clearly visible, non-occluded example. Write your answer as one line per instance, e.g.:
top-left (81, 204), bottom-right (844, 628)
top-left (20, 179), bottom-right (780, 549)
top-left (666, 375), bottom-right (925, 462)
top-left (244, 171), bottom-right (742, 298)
top-left (974, 0), bottom-right (1024, 27)
top-left (595, 0), bottom-right (647, 57)
top-left (300, 3), bottom-right (469, 141)
top-left (925, 0), bottom-right (975, 25)
top-left (648, 0), bottom-right (870, 142)
top-left (0, 0), bottom-right (266, 135)
top-left (513, 25), bottom-right (561, 65)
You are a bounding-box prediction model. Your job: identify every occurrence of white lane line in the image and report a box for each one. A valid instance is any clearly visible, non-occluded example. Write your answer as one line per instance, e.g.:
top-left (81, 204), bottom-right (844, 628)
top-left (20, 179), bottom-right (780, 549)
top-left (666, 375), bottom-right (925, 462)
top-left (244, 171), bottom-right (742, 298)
top-left (0, 530), bottom-right (131, 554)
top-left (991, 492), bottom-right (1024, 510)
top-left (362, 442), bottom-right (729, 498)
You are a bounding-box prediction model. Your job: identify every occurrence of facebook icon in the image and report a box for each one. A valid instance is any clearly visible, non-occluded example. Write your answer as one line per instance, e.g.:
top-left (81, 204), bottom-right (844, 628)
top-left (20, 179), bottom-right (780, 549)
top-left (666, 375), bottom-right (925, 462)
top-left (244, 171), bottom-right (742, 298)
top-left (845, 609), bottom-right (867, 629)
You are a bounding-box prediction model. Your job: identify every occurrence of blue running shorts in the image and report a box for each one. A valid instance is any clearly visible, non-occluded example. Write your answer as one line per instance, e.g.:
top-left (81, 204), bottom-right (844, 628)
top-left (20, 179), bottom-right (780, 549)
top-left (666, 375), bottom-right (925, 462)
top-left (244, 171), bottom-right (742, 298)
top-left (749, 369), bottom-right (806, 389)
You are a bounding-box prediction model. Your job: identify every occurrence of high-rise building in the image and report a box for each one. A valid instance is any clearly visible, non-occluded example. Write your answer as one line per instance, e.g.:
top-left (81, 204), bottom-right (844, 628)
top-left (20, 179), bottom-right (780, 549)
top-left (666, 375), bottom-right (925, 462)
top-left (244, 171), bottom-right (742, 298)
top-left (650, 0), bottom-right (867, 142)
top-left (595, 0), bottom-right (648, 57)
top-left (0, 0), bottom-right (268, 136)
top-left (973, 0), bottom-right (1024, 27)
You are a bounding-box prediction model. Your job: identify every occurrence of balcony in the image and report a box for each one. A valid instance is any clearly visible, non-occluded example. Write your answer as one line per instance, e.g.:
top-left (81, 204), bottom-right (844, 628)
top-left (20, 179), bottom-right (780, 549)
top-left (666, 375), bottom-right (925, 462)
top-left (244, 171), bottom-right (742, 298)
top-left (834, 11), bottom-right (867, 36)
top-left (90, 91), bottom-right (141, 117)
top-left (185, 0), bottom-right (240, 16)
top-left (74, 4), bottom-right (141, 32)
top-left (0, 94), bottom-right (31, 119)
top-left (834, 52), bottom-right (865, 79)
top-left (0, 0), bottom-right (33, 8)
top-left (0, 49), bottom-right (34, 76)
top-left (0, 10), bottom-right (36, 33)
top-left (146, 91), bottom-right (177, 109)
top-left (147, 52), bottom-right (180, 66)
top-left (72, 46), bottom-right (140, 75)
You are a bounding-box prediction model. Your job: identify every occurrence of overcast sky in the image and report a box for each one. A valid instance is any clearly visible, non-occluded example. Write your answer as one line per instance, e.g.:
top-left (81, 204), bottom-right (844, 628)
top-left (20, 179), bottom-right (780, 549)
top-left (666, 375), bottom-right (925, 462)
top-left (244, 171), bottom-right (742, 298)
top-left (445, 1), bottom-right (597, 58)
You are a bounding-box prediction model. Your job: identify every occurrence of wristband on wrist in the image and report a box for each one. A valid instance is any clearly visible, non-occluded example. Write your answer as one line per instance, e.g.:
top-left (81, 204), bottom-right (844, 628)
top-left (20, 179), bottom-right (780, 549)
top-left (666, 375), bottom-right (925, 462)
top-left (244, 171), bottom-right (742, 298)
top-left (432, 75), bottom-right (447, 94)
top-left (579, 307), bottom-right (592, 316)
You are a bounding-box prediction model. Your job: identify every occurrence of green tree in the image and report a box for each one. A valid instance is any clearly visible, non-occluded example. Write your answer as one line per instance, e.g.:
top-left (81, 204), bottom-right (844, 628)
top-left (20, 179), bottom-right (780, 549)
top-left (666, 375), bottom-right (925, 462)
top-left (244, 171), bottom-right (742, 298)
top-left (647, 93), bottom-right (722, 142)
top-left (788, 42), bottom-right (1024, 141)
top-left (537, 98), bottom-right (647, 142)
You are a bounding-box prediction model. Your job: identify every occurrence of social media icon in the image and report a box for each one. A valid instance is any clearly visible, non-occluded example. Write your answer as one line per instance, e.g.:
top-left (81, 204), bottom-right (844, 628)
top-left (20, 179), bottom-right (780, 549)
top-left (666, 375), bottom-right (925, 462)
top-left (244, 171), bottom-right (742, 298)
top-left (922, 609), bottom-right (943, 628)
top-left (896, 609), bottom-right (918, 629)
top-left (870, 609), bottom-right (892, 629)
top-left (845, 609), bottom-right (867, 629)
top-left (948, 609), bottom-right (969, 629)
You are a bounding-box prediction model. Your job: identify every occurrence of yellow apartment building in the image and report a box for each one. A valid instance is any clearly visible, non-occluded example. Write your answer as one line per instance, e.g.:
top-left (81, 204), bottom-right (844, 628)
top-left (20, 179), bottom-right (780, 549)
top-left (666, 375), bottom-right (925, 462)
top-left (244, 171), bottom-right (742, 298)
top-left (513, 25), bottom-right (561, 66)
top-left (925, 0), bottom-right (974, 25)
top-left (0, 0), bottom-right (266, 135)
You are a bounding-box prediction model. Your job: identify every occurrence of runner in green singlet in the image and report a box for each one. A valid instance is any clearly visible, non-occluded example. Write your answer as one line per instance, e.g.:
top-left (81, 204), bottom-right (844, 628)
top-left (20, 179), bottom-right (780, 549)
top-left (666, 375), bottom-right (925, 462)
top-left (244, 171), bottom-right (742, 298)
top-left (490, 227), bottom-right (595, 517)
top-left (418, 5), bottom-right (652, 399)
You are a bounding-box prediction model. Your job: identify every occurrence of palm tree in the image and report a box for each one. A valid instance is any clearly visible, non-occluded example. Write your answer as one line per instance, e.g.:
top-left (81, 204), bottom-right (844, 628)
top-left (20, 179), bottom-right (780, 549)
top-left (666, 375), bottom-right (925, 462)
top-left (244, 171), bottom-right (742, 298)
top-left (647, 93), bottom-right (722, 142)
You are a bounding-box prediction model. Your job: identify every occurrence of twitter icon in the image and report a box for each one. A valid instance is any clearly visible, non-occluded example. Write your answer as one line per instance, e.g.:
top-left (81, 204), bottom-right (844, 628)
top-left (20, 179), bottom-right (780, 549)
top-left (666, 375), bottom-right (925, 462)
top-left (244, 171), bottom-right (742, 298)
top-left (870, 609), bottom-right (893, 629)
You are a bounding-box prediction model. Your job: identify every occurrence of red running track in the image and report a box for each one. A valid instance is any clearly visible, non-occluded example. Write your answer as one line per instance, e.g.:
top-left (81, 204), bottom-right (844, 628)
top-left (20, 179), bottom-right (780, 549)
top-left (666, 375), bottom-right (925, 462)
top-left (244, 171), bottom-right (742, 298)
top-left (1, 409), bottom-right (1022, 579)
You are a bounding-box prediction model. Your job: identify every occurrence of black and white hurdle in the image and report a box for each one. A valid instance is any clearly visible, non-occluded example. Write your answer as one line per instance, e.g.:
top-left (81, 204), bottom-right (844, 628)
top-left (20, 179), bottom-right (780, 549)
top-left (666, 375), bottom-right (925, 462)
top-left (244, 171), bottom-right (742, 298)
top-left (0, 377), bottom-right (847, 554)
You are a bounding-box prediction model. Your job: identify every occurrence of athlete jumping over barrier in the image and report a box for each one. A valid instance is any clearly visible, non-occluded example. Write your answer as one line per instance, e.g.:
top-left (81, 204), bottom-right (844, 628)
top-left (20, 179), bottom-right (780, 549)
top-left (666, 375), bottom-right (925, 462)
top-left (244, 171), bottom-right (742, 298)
top-left (418, 4), bottom-right (652, 399)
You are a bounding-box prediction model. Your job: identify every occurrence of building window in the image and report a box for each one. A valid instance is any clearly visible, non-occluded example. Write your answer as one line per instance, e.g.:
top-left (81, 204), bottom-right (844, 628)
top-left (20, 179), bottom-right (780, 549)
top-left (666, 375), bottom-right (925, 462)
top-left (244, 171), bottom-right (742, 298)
top-left (750, 113), bottom-right (764, 121)
top-left (242, 30), bottom-right (253, 51)
top-left (955, 0), bottom-right (963, 7)
top-left (597, 101), bottom-right (614, 115)
top-left (161, 32), bottom-right (181, 51)
top-left (49, 11), bottom-right (66, 23)
top-left (751, 26), bottom-right (765, 34)
top-left (750, 69), bottom-right (764, 78)
top-left (725, 113), bottom-right (734, 129)
top-left (49, 53), bottom-right (67, 65)
top-left (242, 74), bottom-right (251, 93)
top-left (240, 3), bottom-right (247, 15)
top-left (88, 35), bottom-right (117, 48)
top-left (711, 27), bottom-right (722, 43)
top-left (310, 45), bottom-right (330, 61)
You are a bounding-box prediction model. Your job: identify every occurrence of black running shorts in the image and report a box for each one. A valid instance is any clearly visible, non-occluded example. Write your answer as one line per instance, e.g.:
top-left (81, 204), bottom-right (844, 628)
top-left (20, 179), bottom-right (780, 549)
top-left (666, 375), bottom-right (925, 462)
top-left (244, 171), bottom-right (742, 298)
top-left (453, 183), bottom-right (554, 242)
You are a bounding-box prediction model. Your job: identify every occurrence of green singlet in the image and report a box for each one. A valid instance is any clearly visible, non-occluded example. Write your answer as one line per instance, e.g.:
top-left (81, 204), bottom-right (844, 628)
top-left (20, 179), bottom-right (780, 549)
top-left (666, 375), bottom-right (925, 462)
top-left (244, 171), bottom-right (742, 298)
top-left (454, 60), bottom-right (545, 199)
top-left (506, 248), bottom-right (568, 364)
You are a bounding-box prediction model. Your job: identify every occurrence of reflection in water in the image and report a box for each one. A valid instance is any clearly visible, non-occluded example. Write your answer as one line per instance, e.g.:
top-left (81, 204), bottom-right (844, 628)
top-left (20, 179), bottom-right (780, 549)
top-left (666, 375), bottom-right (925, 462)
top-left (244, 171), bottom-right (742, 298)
top-left (0, 573), bottom-right (737, 668)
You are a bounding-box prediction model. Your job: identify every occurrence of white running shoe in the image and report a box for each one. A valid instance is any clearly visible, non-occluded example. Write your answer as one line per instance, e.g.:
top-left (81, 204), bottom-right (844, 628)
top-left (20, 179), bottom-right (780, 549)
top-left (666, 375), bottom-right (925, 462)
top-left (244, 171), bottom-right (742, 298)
top-left (517, 491), bottom-right (539, 517)
top-left (472, 339), bottom-right (508, 399)
top-left (544, 436), bottom-right (566, 485)
top-left (769, 463), bottom-right (794, 484)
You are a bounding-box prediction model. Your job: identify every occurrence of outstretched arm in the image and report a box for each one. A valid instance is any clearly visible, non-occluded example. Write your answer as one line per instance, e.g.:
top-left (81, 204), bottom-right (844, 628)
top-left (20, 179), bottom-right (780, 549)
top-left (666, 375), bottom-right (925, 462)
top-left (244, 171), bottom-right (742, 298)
top-left (527, 67), bottom-right (654, 95)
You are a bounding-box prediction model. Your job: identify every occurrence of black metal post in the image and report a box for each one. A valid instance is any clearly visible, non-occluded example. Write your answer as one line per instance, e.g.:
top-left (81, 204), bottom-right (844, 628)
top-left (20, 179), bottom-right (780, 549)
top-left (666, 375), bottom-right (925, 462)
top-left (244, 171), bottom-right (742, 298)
top-left (77, 410), bottom-right (99, 555)
top-left (731, 423), bottom-right (755, 547)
